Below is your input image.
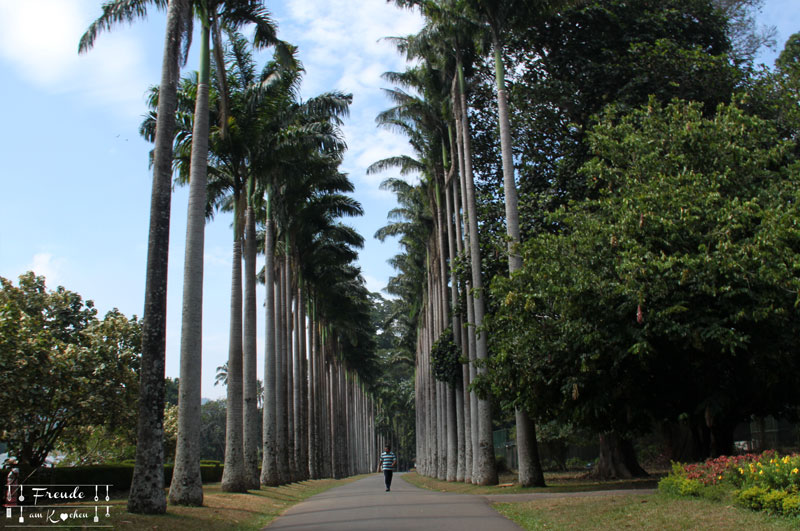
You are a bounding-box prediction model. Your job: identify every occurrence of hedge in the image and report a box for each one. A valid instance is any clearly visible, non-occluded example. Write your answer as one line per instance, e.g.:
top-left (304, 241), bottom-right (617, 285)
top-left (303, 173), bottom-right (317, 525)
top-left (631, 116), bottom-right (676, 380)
top-left (10, 462), bottom-right (225, 495)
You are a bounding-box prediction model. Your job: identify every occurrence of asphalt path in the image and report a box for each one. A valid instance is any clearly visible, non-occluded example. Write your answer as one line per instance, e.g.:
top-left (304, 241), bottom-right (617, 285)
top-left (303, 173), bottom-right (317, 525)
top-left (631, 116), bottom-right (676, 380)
top-left (263, 473), bottom-right (523, 530)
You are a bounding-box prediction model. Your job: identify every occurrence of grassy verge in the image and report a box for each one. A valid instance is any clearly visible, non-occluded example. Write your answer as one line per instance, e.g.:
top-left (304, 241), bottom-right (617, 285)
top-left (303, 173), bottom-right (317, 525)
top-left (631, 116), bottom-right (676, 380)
top-left (23, 475), bottom-right (364, 530)
top-left (493, 492), bottom-right (800, 530)
top-left (402, 470), bottom-right (660, 495)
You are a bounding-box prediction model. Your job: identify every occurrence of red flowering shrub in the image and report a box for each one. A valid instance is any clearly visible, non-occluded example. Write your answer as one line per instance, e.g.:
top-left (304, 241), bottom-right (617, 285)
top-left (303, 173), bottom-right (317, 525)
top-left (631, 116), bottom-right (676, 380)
top-left (659, 451), bottom-right (800, 518)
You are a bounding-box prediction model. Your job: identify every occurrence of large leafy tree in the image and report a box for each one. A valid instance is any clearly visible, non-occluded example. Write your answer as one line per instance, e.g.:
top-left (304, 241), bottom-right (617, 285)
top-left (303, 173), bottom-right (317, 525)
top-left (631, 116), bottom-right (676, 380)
top-left (488, 99), bottom-right (800, 476)
top-left (473, 0), bottom-right (741, 233)
top-left (0, 274), bottom-right (140, 474)
top-left (80, 0), bottom-right (192, 514)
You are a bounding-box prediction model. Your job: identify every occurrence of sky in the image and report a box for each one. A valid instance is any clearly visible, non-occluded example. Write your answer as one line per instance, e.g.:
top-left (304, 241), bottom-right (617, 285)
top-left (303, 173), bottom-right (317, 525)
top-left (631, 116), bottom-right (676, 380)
top-left (0, 0), bottom-right (797, 400)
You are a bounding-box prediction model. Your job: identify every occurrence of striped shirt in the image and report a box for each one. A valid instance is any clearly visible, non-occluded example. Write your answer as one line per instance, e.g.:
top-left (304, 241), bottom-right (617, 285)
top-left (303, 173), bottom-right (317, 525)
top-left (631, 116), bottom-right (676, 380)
top-left (380, 451), bottom-right (396, 471)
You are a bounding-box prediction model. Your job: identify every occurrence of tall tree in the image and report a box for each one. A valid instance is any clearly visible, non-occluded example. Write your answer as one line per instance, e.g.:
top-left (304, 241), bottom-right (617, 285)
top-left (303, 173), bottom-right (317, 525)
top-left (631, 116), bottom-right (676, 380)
top-left (169, 1), bottom-right (211, 505)
top-left (80, 0), bottom-right (192, 514)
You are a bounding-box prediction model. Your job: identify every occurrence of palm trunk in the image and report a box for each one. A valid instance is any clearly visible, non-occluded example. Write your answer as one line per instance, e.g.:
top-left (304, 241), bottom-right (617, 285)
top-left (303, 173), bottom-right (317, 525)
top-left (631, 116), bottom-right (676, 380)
top-left (493, 35), bottom-right (545, 487)
top-left (454, 81), bottom-right (477, 484)
top-left (168, 18), bottom-right (210, 507)
top-left (285, 251), bottom-right (296, 480)
top-left (307, 300), bottom-right (318, 479)
top-left (243, 192), bottom-right (260, 489)
top-left (450, 124), bottom-right (472, 483)
top-left (261, 193), bottom-right (279, 486)
top-left (444, 161), bottom-right (466, 482)
top-left (275, 260), bottom-right (290, 483)
top-left (128, 0), bottom-right (189, 515)
top-left (221, 194), bottom-right (247, 492)
top-left (298, 279), bottom-right (309, 479)
top-left (458, 59), bottom-right (498, 486)
top-left (292, 277), bottom-right (302, 480)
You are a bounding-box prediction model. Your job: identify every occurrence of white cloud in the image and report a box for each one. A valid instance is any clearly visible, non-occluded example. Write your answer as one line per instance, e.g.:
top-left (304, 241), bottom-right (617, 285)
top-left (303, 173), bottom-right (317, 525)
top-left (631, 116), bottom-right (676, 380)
top-left (204, 246), bottom-right (231, 269)
top-left (269, 0), bottom-right (424, 211)
top-left (0, 0), bottom-right (156, 116)
top-left (28, 253), bottom-right (67, 287)
top-left (361, 273), bottom-right (385, 294)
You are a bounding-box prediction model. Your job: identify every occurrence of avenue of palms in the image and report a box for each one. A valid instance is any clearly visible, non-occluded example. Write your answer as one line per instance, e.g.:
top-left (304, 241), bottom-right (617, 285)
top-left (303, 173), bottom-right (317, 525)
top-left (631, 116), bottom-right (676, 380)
top-left (71, 0), bottom-right (800, 519)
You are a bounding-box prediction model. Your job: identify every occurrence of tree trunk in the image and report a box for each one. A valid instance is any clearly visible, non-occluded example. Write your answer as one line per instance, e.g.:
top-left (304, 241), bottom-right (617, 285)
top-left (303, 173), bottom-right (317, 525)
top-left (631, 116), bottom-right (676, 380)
top-left (242, 197), bottom-right (260, 489)
top-left (445, 170), bottom-right (466, 483)
top-left (446, 383), bottom-right (457, 481)
top-left (450, 135), bottom-right (472, 484)
top-left (285, 252), bottom-right (296, 481)
top-left (515, 410), bottom-right (545, 487)
top-left (459, 60), bottom-right (498, 486)
top-left (298, 281), bottom-right (309, 479)
top-left (168, 18), bottom-right (210, 507)
top-left (292, 280), bottom-right (302, 480)
top-left (261, 199), bottom-right (279, 486)
top-left (591, 433), bottom-right (648, 480)
top-left (221, 203), bottom-right (247, 492)
top-left (492, 34), bottom-right (546, 488)
top-left (307, 301), bottom-right (318, 479)
top-left (128, 0), bottom-right (188, 515)
top-left (275, 262), bottom-right (290, 484)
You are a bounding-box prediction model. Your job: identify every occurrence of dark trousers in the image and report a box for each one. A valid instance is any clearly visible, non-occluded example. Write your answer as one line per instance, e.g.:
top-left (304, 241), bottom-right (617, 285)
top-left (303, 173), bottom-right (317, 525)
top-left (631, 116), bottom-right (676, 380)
top-left (383, 470), bottom-right (393, 489)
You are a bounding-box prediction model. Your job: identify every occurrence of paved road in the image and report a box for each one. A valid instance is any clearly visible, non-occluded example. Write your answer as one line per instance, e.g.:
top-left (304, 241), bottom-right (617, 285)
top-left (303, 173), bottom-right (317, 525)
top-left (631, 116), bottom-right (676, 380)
top-left (263, 473), bottom-right (522, 530)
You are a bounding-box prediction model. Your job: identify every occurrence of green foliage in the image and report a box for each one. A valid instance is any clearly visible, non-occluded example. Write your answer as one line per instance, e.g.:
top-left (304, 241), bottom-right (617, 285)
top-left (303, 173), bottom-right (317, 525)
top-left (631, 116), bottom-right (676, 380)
top-left (490, 0), bottom-right (741, 228)
top-left (737, 488), bottom-right (800, 517)
top-left (55, 425), bottom-right (137, 466)
top-left (488, 98), bottom-right (800, 443)
top-left (27, 463), bottom-right (225, 492)
top-left (763, 490), bottom-right (790, 514)
top-left (430, 327), bottom-right (460, 385)
top-left (370, 294), bottom-right (416, 469)
top-left (0, 273), bottom-right (140, 470)
top-left (737, 485), bottom-right (771, 511)
top-left (659, 474), bottom-right (703, 497)
top-left (783, 494), bottom-right (800, 517)
top-left (200, 399), bottom-right (228, 461)
top-left (662, 451), bottom-right (800, 517)
top-left (163, 403), bottom-right (179, 463)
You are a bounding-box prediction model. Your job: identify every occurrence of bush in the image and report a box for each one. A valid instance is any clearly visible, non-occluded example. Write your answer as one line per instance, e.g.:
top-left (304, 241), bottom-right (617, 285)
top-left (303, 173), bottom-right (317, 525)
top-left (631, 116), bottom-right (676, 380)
top-left (31, 465), bottom-right (135, 493)
top-left (763, 489), bottom-right (789, 514)
top-left (663, 452), bottom-right (800, 518)
top-left (566, 457), bottom-right (593, 470)
top-left (26, 463), bottom-right (225, 493)
top-left (736, 486), bottom-right (770, 511)
top-left (658, 473), bottom-right (702, 497)
top-left (783, 494), bottom-right (800, 517)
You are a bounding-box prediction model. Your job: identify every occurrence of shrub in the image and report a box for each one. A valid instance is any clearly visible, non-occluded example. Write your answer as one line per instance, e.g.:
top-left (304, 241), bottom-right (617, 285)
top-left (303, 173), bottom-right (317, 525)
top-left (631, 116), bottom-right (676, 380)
top-left (783, 494), bottom-right (800, 517)
top-left (664, 475), bottom-right (702, 497)
top-left (662, 451), bottom-right (800, 518)
top-left (736, 486), bottom-right (769, 511)
top-left (26, 463), bottom-right (225, 493)
top-left (658, 464), bottom-right (703, 497)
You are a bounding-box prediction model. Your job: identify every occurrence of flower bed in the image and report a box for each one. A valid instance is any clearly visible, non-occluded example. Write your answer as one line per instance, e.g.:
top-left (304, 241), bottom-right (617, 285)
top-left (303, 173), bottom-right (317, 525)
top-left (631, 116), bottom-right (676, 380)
top-left (658, 451), bottom-right (800, 517)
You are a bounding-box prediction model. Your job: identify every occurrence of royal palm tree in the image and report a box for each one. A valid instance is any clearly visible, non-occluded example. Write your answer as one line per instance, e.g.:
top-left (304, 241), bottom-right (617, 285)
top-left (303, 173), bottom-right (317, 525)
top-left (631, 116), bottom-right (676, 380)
top-left (463, 0), bottom-right (581, 487)
top-left (80, 0), bottom-right (192, 514)
top-left (196, 27), bottom-right (288, 493)
top-left (169, 1), bottom-right (211, 505)
top-left (410, 0), bottom-right (498, 485)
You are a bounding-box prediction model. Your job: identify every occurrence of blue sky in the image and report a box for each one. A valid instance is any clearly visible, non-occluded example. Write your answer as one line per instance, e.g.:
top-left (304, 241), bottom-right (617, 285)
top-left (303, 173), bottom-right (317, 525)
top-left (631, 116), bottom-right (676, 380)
top-left (0, 0), bottom-right (796, 399)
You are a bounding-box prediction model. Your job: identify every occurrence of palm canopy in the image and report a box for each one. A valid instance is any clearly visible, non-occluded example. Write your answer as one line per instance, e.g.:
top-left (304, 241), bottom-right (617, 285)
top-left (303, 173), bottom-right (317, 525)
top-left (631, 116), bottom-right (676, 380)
top-left (79, 0), bottom-right (190, 59)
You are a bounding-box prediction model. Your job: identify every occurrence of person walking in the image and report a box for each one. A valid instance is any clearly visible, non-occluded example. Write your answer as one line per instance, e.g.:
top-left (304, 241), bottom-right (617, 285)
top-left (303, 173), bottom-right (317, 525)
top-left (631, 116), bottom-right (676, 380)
top-left (378, 445), bottom-right (397, 492)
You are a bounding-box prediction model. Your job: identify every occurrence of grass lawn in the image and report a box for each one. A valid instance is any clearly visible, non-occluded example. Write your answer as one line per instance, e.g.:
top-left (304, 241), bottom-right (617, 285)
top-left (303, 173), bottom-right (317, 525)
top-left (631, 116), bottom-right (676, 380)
top-left (402, 470), bottom-right (800, 529)
top-left (19, 476), bottom-right (363, 530)
top-left (402, 469), bottom-right (660, 495)
top-left (493, 493), bottom-right (800, 530)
